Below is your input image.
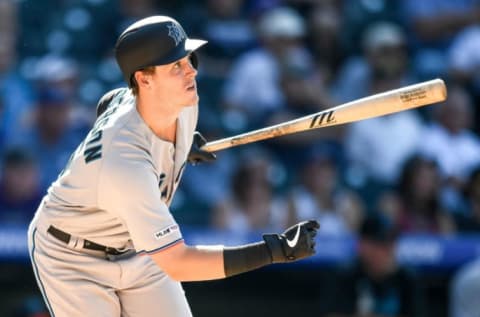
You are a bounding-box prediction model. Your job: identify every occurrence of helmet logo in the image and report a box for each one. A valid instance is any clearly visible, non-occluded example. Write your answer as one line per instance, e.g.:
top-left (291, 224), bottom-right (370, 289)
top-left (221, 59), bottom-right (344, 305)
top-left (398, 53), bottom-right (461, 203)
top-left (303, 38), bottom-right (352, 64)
top-left (167, 22), bottom-right (186, 46)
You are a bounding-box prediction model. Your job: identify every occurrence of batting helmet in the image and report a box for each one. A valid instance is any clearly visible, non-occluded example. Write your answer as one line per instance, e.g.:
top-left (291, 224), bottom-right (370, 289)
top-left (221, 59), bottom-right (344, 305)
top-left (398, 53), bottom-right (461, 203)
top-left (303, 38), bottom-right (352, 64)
top-left (115, 16), bottom-right (207, 86)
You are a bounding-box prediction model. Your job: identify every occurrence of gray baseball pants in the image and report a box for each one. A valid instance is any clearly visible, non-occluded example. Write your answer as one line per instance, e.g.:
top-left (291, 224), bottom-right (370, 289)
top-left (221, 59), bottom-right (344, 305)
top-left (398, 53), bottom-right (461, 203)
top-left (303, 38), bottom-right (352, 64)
top-left (28, 214), bottom-right (193, 317)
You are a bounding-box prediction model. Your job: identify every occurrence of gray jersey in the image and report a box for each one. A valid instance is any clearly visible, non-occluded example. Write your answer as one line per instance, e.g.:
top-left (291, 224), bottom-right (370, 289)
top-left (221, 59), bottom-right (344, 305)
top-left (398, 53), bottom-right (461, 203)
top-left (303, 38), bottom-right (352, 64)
top-left (39, 88), bottom-right (197, 253)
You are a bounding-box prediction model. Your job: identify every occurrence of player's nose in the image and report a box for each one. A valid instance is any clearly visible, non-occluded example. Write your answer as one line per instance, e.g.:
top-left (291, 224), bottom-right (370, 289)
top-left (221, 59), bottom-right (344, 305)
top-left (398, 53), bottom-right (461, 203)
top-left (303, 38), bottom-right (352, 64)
top-left (185, 60), bottom-right (197, 77)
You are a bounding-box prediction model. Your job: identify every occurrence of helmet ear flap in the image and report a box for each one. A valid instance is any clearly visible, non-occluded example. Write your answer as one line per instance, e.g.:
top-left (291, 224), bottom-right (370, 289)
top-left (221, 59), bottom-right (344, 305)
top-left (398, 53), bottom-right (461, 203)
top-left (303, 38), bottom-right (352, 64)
top-left (189, 52), bottom-right (198, 69)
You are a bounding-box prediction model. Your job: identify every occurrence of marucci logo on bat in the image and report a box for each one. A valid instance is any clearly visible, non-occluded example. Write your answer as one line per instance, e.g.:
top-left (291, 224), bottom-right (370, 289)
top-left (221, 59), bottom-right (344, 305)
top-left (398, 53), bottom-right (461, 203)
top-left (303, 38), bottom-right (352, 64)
top-left (309, 110), bottom-right (336, 128)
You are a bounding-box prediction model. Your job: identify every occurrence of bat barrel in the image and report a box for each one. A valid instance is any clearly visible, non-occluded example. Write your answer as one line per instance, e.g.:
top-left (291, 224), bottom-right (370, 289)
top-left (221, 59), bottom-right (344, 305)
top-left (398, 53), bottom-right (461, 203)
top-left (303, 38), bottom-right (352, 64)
top-left (396, 78), bottom-right (446, 107)
top-left (201, 78), bottom-right (447, 153)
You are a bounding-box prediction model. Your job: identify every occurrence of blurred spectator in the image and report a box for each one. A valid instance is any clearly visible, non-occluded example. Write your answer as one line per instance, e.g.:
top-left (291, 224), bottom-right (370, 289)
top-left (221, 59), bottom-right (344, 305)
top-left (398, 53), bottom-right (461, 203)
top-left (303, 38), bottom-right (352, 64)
top-left (179, 0), bottom-right (256, 135)
top-left (453, 166), bottom-right (480, 233)
top-left (221, 6), bottom-right (312, 132)
top-left (262, 47), bottom-right (340, 170)
top-left (6, 88), bottom-right (87, 191)
top-left (286, 148), bottom-right (364, 236)
top-left (384, 155), bottom-right (455, 235)
top-left (180, 142), bottom-right (238, 216)
top-left (448, 25), bottom-right (480, 92)
top-left (277, 50), bottom-right (333, 112)
top-left (344, 103), bottom-right (424, 194)
top-left (419, 85), bottom-right (480, 191)
top-left (333, 21), bottom-right (416, 104)
top-left (18, 0), bottom-right (140, 111)
top-left (306, 2), bottom-right (345, 84)
top-left (418, 85), bottom-right (480, 213)
top-left (0, 148), bottom-right (42, 225)
top-left (401, 0), bottom-right (480, 79)
top-left (185, 0), bottom-right (256, 78)
top-left (447, 26), bottom-right (480, 135)
top-left (341, 0), bottom-right (404, 56)
top-left (0, 0), bottom-right (35, 153)
top-left (339, 22), bottom-right (423, 194)
top-left (326, 213), bottom-right (426, 317)
top-left (30, 55), bottom-right (97, 124)
top-left (18, 0), bottom-right (120, 61)
top-left (117, 0), bottom-right (160, 30)
top-left (211, 150), bottom-right (290, 233)
top-left (450, 257), bottom-right (480, 317)
top-left (31, 55), bottom-right (80, 99)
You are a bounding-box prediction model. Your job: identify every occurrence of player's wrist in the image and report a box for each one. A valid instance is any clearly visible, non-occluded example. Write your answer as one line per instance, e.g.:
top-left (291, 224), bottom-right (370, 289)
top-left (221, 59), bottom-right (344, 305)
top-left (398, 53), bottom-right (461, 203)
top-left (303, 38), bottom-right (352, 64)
top-left (263, 234), bottom-right (290, 263)
top-left (223, 241), bottom-right (272, 277)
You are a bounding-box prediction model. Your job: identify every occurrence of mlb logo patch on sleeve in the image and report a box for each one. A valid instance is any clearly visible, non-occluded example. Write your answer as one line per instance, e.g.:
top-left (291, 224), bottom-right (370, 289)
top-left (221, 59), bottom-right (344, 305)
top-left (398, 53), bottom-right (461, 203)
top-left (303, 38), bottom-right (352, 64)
top-left (154, 224), bottom-right (179, 240)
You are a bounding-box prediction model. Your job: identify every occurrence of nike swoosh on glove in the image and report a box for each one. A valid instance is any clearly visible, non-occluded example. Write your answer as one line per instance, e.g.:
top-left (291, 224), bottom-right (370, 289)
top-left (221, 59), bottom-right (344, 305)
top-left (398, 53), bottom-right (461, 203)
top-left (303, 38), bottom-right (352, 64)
top-left (263, 220), bottom-right (320, 263)
top-left (187, 131), bottom-right (217, 165)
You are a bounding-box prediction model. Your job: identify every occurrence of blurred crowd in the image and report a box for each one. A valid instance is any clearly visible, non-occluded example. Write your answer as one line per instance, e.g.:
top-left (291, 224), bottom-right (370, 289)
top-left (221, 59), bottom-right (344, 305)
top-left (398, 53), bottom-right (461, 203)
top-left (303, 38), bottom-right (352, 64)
top-left (3, 0), bottom-right (480, 316)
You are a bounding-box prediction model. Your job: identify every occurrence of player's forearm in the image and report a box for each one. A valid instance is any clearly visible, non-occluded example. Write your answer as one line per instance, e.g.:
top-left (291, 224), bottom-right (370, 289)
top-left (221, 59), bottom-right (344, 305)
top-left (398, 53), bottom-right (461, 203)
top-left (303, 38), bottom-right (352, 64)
top-left (151, 221), bottom-right (319, 282)
top-left (151, 243), bottom-right (226, 281)
top-left (174, 245), bottom-right (226, 281)
top-left (177, 243), bottom-right (275, 281)
top-left (151, 242), bottom-right (273, 282)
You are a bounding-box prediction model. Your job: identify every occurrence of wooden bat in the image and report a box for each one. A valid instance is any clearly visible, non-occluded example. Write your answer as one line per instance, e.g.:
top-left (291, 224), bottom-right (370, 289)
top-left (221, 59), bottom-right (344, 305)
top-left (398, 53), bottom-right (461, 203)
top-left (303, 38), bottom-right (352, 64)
top-left (201, 78), bottom-right (447, 153)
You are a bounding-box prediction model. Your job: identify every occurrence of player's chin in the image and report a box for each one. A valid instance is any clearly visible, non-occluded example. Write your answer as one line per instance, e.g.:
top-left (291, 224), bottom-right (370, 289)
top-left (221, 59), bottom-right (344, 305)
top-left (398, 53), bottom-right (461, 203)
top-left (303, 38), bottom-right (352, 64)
top-left (184, 91), bottom-right (199, 106)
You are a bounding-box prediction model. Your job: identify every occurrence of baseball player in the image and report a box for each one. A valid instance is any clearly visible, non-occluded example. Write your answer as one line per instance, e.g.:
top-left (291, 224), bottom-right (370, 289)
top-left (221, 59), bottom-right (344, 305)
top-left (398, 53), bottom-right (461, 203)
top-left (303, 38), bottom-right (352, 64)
top-left (27, 15), bottom-right (319, 316)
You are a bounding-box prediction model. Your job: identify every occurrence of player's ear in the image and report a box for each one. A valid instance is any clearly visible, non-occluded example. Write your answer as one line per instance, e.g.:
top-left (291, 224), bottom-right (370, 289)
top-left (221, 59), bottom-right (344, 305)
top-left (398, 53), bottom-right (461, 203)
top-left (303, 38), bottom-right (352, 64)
top-left (134, 70), bottom-right (151, 90)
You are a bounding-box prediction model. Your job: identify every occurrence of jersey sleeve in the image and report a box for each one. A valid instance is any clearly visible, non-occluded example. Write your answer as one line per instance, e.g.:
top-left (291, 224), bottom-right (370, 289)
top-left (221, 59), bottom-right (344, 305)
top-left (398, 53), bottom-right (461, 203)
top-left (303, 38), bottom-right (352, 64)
top-left (97, 148), bottom-right (183, 254)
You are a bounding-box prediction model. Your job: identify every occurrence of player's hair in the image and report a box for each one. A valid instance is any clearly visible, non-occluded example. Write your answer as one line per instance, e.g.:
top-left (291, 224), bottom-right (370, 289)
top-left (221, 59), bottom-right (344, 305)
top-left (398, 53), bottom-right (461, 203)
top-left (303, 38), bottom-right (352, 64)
top-left (130, 66), bottom-right (156, 96)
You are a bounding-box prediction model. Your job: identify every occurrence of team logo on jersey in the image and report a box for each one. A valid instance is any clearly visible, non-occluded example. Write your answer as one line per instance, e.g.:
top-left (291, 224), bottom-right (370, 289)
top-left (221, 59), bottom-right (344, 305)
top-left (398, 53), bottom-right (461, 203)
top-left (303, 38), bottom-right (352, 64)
top-left (154, 224), bottom-right (179, 240)
top-left (167, 22), bottom-right (185, 46)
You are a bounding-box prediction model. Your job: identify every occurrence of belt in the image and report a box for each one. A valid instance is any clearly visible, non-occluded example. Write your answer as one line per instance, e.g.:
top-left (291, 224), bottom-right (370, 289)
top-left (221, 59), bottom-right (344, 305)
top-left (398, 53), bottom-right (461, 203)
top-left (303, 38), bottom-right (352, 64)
top-left (47, 225), bottom-right (128, 256)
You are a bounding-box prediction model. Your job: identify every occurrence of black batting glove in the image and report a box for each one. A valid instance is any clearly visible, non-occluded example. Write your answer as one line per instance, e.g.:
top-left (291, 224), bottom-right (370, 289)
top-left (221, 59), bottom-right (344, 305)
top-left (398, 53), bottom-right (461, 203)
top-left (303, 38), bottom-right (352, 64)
top-left (188, 131), bottom-right (217, 165)
top-left (263, 220), bottom-right (319, 263)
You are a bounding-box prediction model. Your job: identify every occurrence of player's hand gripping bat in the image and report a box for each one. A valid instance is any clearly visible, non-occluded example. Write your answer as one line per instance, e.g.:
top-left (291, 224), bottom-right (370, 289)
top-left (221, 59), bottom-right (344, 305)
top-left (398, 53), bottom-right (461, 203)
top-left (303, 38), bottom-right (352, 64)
top-left (201, 78), bottom-right (447, 153)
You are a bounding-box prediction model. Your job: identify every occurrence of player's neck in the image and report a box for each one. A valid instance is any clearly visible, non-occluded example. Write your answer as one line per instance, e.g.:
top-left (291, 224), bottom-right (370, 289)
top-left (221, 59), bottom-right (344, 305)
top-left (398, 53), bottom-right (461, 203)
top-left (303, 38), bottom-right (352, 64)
top-left (155, 122), bottom-right (177, 144)
top-left (136, 95), bottom-right (178, 143)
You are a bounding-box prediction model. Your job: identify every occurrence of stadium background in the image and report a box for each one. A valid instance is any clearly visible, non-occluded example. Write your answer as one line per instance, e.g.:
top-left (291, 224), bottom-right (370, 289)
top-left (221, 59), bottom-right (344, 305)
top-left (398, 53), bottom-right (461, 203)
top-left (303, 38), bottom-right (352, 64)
top-left (2, 0), bottom-right (480, 316)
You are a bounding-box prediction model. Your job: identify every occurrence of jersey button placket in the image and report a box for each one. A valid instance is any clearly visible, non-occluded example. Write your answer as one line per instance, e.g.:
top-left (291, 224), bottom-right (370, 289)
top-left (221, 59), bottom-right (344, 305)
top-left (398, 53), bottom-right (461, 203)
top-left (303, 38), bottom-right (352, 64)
top-left (167, 146), bottom-right (175, 204)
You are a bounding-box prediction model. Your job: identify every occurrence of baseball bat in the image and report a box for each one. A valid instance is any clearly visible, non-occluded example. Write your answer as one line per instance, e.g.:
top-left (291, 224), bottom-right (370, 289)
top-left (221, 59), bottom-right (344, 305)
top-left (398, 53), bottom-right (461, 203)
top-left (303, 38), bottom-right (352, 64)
top-left (201, 78), bottom-right (447, 153)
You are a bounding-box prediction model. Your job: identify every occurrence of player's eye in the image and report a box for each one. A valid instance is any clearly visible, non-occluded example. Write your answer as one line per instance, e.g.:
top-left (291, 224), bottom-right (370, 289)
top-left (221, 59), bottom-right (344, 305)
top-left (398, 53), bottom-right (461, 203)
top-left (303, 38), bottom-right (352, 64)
top-left (173, 61), bottom-right (181, 69)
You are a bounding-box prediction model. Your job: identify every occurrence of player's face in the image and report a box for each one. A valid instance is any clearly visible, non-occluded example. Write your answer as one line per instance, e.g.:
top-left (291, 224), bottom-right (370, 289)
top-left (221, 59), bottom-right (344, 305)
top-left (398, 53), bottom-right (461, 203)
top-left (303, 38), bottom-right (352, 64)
top-left (151, 55), bottom-right (198, 109)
